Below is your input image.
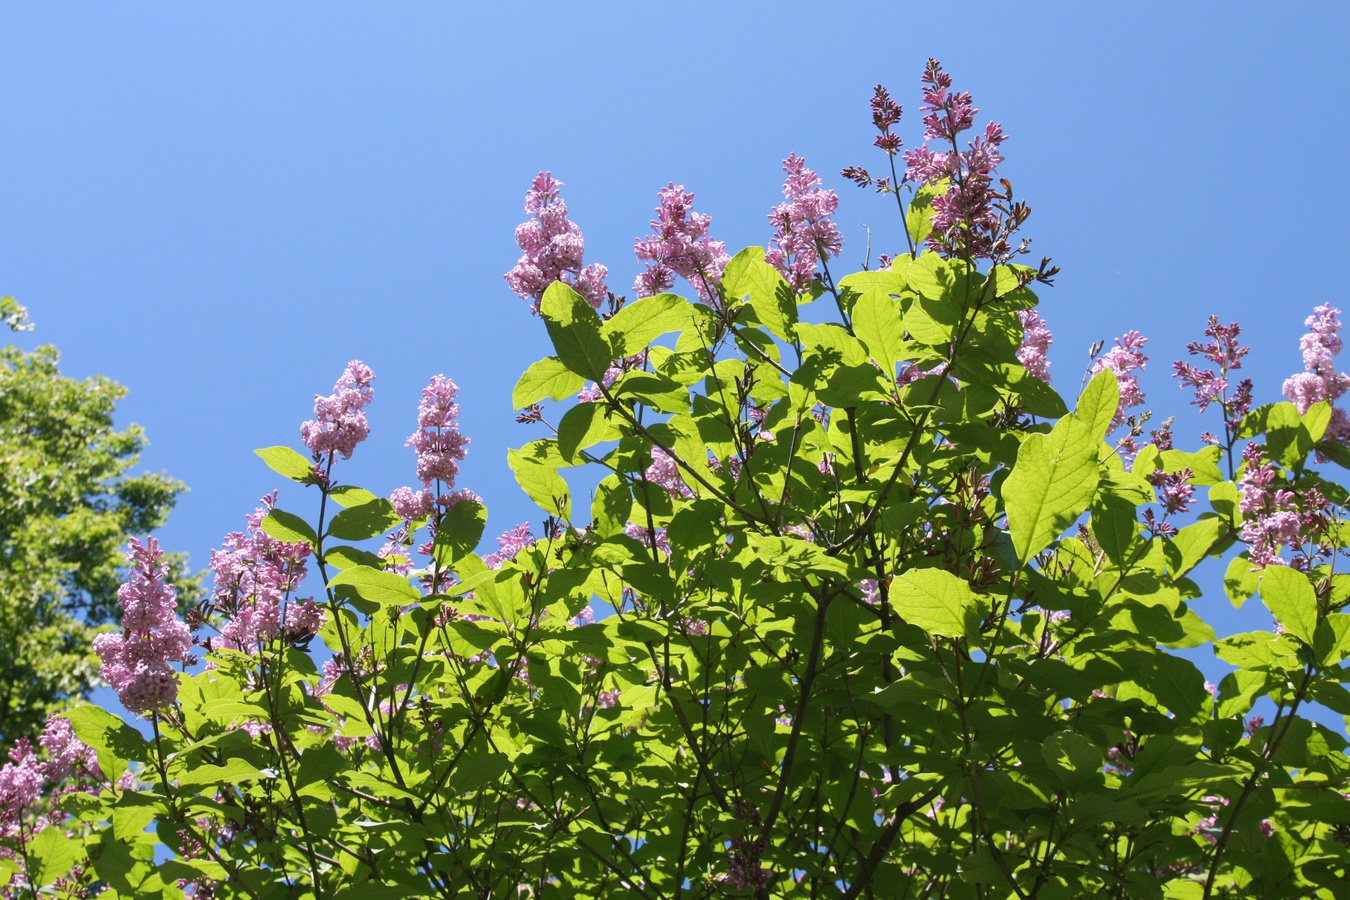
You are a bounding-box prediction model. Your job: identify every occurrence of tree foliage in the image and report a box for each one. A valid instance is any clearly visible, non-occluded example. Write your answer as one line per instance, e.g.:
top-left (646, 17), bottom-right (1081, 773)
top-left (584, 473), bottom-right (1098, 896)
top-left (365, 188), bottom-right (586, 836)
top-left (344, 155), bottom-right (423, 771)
top-left (0, 301), bottom-right (196, 747)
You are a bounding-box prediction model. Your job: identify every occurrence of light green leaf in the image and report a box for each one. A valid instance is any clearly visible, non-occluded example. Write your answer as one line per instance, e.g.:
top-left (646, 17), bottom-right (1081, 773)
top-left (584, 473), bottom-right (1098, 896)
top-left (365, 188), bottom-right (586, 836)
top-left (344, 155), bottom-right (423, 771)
top-left (540, 281), bottom-right (611, 380)
top-left (723, 246), bottom-right (796, 340)
top-left (431, 496), bottom-right (487, 567)
top-left (508, 447), bottom-right (572, 519)
top-left (1224, 555), bottom-right (1259, 609)
top-left (1003, 414), bottom-right (1099, 564)
top-left (328, 565), bottom-right (421, 606)
top-left (851, 286), bottom-right (908, 380)
top-left (513, 356), bottom-right (586, 407)
top-left (745, 534), bottom-right (849, 577)
top-left (326, 498), bottom-right (401, 542)
top-left (889, 567), bottom-right (985, 638)
top-left (261, 509), bottom-right (318, 547)
top-left (1074, 369), bottom-right (1120, 443)
top-left (62, 704), bottom-right (147, 774)
top-left (255, 445), bottom-right (315, 483)
top-left (30, 827), bottom-right (82, 887)
top-left (557, 401), bottom-right (620, 462)
top-left (1260, 565), bottom-right (1319, 644)
top-left (603, 292), bottom-right (694, 357)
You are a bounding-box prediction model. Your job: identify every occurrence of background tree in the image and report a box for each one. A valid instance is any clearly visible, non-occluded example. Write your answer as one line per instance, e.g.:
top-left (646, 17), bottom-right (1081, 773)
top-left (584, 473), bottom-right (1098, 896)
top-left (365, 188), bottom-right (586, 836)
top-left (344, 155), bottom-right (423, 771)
top-left (0, 298), bottom-right (198, 749)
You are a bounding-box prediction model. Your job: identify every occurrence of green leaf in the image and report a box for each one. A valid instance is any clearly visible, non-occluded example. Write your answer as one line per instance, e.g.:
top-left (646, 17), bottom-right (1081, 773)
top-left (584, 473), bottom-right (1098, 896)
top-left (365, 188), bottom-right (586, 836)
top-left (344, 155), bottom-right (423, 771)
top-left (723, 246), bottom-right (796, 340)
top-left (540, 280), bottom-right (611, 380)
top-left (590, 474), bottom-right (632, 537)
top-left (1074, 369), bottom-right (1120, 443)
top-left (1224, 555), bottom-right (1259, 609)
top-left (447, 751), bottom-right (512, 793)
top-left (1238, 402), bottom-right (1314, 469)
top-left (603, 292), bottom-right (694, 357)
top-left (431, 496), bottom-right (487, 567)
top-left (255, 445), bottom-right (315, 483)
top-left (557, 401), bottom-right (620, 462)
top-left (1003, 414), bottom-right (1099, 564)
top-left (328, 485), bottom-right (379, 508)
top-left (29, 826), bottom-right (82, 887)
top-left (63, 704), bottom-right (148, 773)
top-left (851, 285), bottom-right (908, 380)
top-left (326, 498), bottom-right (401, 542)
top-left (1171, 517), bottom-right (1227, 575)
top-left (328, 565), bottom-right (421, 606)
top-left (745, 534), bottom-right (849, 577)
top-left (1091, 494), bottom-right (1140, 567)
top-left (260, 508), bottom-right (318, 547)
top-left (1260, 565), bottom-right (1319, 644)
top-left (905, 180), bottom-right (944, 248)
top-left (889, 567), bottom-right (985, 638)
top-left (513, 356), bottom-right (587, 407)
top-left (508, 447), bottom-right (572, 519)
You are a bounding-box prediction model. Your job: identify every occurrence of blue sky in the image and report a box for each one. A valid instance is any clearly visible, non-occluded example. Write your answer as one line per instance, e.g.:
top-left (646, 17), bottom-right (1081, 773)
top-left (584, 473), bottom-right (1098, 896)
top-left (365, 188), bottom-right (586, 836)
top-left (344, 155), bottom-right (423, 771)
top-left (3, 4), bottom-right (1349, 693)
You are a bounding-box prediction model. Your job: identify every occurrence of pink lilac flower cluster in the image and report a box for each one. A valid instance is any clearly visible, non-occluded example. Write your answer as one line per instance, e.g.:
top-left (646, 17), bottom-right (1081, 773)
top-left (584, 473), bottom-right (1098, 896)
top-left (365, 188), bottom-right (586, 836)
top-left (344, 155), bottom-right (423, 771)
top-left (1173, 316), bottom-right (1252, 426)
top-left (209, 496), bottom-right (322, 655)
top-left (1017, 308), bottom-right (1053, 382)
top-left (300, 360), bottom-right (375, 462)
top-left (645, 447), bottom-right (692, 500)
top-left (765, 154), bottom-right (843, 293)
top-left (1090, 331), bottom-right (1149, 433)
top-left (93, 537), bottom-right (193, 716)
top-left (404, 375), bottom-right (472, 501)
top-left (1238, 443), bottom-right (1303, 569)
top-left (0, 740), bottom-right (42, 841)
top-left (505, 172), bottom-right (610, 313)
top-left (633, 183), bottom-right (729, 305)
top-left (484, 524), bottom-right (535, 570)
top-left (839, 84), bottom-right (904, 192)
top-left (38, 718), bottom-right (99, 785)
top-left (1283, 304), bottom-right (1350, 455)
top-left (901, 59), bottom-right (1008, 260)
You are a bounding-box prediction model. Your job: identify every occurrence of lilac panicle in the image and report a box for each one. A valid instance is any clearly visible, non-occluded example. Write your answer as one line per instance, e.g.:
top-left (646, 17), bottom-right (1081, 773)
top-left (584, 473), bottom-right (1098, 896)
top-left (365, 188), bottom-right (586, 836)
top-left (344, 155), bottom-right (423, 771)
top-left (1017, 309), bottom-right (1053, 382)
top-left (633, 183), bottom-right (729, 305)
top-left (1090, 331), bottom-right (1149, 432)
top-left (1282, 304), bottom-right (1350, 456)
top-left (484, 524), bottom-right (535, 570)
top-left (765, 154), bottom-right (843, 292)
top-left (300, 360), bottom-right (375, 461)
top-left (209, 496), bottom-right (321, 656)
top-left (406, 374), bottom-right (471, 492)
top-left (0, 740), bottom-right (42, 841)
top-left (93, 537), bottom-right (192, 716)
top-left (505, 172), bottom-right (609, 313)
top-left (902, 59), bottom-right (1008, 260)
top-left (1238, 444), bottom-right (1301, 568)
top-left (1173, 316), bottom-right (1253, 442)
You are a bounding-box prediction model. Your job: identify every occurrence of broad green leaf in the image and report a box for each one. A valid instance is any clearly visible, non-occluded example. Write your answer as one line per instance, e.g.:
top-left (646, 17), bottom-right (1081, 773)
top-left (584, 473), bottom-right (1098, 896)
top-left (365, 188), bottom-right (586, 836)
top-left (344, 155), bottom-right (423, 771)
top-left (63, 704), bottom-right (148, 774)
top-left (1224, 555), bottom-right (1259, 609)
top-left (540, 280), bottom-right (611, 380)
top-left (745, 534), bottom-right (849, 577)
top-left (603, 292), bottom-right (694, 357)
top-left (1074, 369), bottom-right (1120, 443)
top-left (328, 485), bottom-right (379, 508)
top-left (851, 286), bottom-right (908, 379)
top-left (508, 447), bottom-right (572, 519)
top-left (889, 567), bottom-right (985, 638)
top-left (431, 496), bottom-right (487, 567)
top-left (326, 498), bottom-right (400, 541)
top-left (1315, 613), bottom-right (1350, 666)
top-left (1004, 414), bottom-right (1099, 564)
top-left (590, 474), bottom-right (632, 537)
top-left (255, 445), bottom-right (315, 482)
top-left (1171, 516), bottom-right (1228, 575)
top-left (1091, 494), bottom-right (1140, 566)
top-left (1238, 402), bottom-right (1314, 469)
top-left (328, 565), bottom-right (420, 606)
top-left (722, 246), bottom-right (797, 340)
top-left (512, 356), bottom-right (586, 407)
top-left (30, 827), bottom-right (82, 887)
top-left (1305, 400), bottom-right (1333, 442)
top-left (557, 401), bottom-right (620, 462)
top-left (261, 508), bottom-right (318, 546)
top-left (905, 180), bottom-right (944, 248)
top-left (1260, 565), bottom-right (1319, 644)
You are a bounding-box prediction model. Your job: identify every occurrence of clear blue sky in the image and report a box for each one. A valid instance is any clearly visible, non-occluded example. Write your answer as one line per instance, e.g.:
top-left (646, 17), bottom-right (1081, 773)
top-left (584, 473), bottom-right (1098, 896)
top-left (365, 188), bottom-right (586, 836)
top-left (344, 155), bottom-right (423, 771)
top-left (3, 4), bottom-right (1348, 689)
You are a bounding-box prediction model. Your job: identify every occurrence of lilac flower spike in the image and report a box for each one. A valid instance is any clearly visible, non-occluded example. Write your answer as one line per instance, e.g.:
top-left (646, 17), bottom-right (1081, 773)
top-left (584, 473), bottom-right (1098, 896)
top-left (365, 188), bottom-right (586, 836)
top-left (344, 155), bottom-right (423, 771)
top-left (505, 172), bottom-right (609, 313)
top-left (403, 375), bottom-right (472, 507)
top-left (300, 360), bottom-right (375, 461)
top-left (633, 183), bottom-right (729, 305)
top-left (93, 537), bottom-right (193, 716)
top-left (765, 154), bottom-right (843, 292)
top-left (1017, 309), bottom-right (1053, 382)
top-left (1090, 331), bottom-right (1149, 432)
top-left (1283, 304), bottom-right (1350, 452)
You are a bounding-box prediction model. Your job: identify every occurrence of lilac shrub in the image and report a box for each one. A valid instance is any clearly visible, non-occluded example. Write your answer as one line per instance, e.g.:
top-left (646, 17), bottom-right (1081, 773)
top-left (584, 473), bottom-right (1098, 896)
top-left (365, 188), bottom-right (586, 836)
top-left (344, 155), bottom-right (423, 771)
top-left (8, 61), bottom-right (1350, 900)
